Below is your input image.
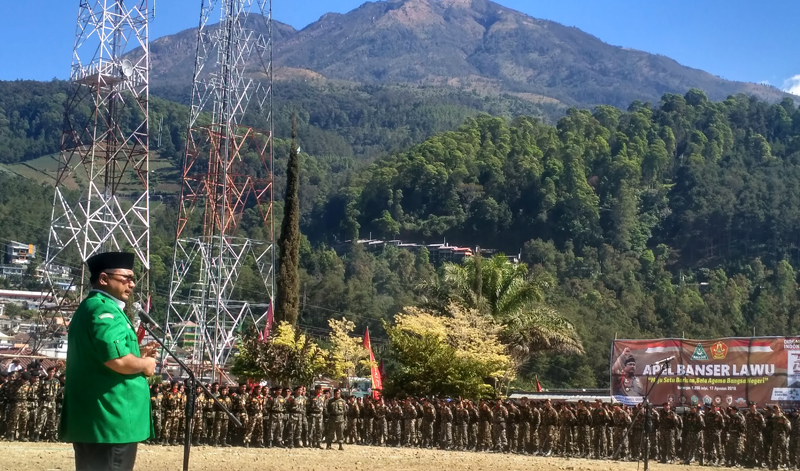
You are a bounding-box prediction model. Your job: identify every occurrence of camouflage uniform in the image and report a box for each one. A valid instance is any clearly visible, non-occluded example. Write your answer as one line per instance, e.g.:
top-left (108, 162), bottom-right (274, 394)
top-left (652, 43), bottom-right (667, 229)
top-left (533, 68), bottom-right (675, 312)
top-left (326, 395), bottom-right (346, 449)
top-left (558, 405), bottom-right (575, 456)
top-left (5, 378), bottom-right (29, 441)
top-left (704, 407), bottom-right (724, 464)
top-left (265, 392), bottom-right (286, 447)
top-left (150, 388), bottom-right (164, 443)
top-left (204, 388), bottom-right (218, 443)
top-left (372, 400), bottom-right (389, 446)
top-left (361, 400), bottom-right (374, 445)
top-left (591, 404), bottom-right (610, 459)
top-left (529, 404), bottom-right (541, 454)
top-left (213, 390), bottom-right (232, 446)
top-left (506, 402), bottom-right (520, 453)
top-left (725, 409), bottom-right (745, 467)
top-left (345, 398), bottom-right (360, 445)
top-left (770, 410), bottom-right (791, 470)
top-left (192, 391), bottom-right (207, 445)
top-left (231, 389), bottom-right (249, 446)
top-left (630, 406), bottom-right (645, 460)
top-left (575, 404), bottom-right (592, 458)
top-left (243, 389), bottom-right (264, 446)
top-left (478, 403), bottom-right (493, 451)
top-left (468, 403), bottom-right (480, 451)
top-left (308, 392), bottom-right (326, 448)
top-left (454, 403), bottom-right (469, 451)
top-left (659, 407), bottom-right (680, 463)
top-left (402, 401), bottom-right (417, 447)
top-left (421, 401), bottom-right (436, 448)
top-left (35, 375), bottom-right (60, 441)
top-left (390, 402), bottom-right (403, 446)
top-left (745, 407), bottom-right (766, 468)
top-left (612, 407), bottom-right (631, 460)
top-left (287, 392), bottom-right (307, 448)
top-left (162, 388), bottom-right (185, 445)
top-left (541, 402), bottom-right (559, 456)
top-left (25, 379), bottom-right (39, 440)
top-left (439, 402), bottom-right (453, 449)
top-left (683, 408), bottom-right (705, 465)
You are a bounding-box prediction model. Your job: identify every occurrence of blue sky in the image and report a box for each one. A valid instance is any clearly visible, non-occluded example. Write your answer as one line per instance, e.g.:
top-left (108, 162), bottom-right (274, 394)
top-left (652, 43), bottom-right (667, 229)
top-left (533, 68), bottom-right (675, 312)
top-left (3, 0), bottom-right (799, 92)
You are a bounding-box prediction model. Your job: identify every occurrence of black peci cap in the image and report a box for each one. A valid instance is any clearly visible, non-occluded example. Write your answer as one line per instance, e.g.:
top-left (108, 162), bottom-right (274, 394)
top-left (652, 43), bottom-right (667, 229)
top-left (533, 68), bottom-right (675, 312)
top-left (87, 252), bottom-right (135, 280)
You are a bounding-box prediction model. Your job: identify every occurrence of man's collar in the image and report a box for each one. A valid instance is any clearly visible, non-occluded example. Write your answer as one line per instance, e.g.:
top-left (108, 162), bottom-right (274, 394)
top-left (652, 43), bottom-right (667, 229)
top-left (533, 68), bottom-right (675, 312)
top-left (90, 289), bottom-right (126, 310)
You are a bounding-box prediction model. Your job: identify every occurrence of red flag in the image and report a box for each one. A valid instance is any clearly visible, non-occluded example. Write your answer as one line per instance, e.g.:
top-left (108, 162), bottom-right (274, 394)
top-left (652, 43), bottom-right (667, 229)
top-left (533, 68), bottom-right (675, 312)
top-left (363, 327), bottom-right (382, 399)
top-left (536, 375), bottom-right (543, 392)
top-left (378, 358), bottom-right (386, 381)
top-left (261, 301), bottom-right (273, 342)
top-left (136, 323), bottom-right (146, 344)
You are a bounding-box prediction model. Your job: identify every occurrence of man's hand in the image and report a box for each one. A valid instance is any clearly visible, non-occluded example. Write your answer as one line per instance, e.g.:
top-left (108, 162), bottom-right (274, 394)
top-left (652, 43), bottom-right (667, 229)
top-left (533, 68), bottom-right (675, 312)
top-left (140, 341), bottom-right (159, 359)
top-left (141, 356), bottom-right (157, 377)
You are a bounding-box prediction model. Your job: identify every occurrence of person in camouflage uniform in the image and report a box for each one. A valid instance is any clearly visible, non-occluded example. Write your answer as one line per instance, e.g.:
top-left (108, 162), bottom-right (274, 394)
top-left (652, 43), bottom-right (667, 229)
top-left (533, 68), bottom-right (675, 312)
top-left (611, 405), bottom-right (631, 460)
top-left (506, 400), bottom-right (520, 453)
top-left (212, 385), bottom-right (232, 447)
top-left (745, 401), bottom-right (766, 468)
top-left (420, 399), bottom-right (436, 448)
top-left (763, 407), bottom-right (774, 466)
top-left (467, 401), bottom-right (480, 451)
top-left (658, 402), bottom-right (679, 463)
top-left (204, 382), bottom-right (219, 445)
top-left (24, 374), bottom-right (39, 440)
top-left (390, 399), bottom-right (403, 446)
top-left (439, 400), bottom-right (453, 449)
top-left (361, 396), bottom-right (374, 446)
top-left (191, 384), bottom-right (207, 446)
top-left (0, 374), bottom-right (8, 437)
top-left (307, 385), bottom-right (326, 448)
top-left (724, 406), bottom-right (745, 467)
top-left (373, 396), bottom-right (389, 446)
top-left (770, 405), bottom-right (791, 470)
top-left (287, 386), bottom-right (307, 448)
top-left (683, 405), bottom-right (705, 465)
top-left (703, 405), bottom-right (724, 465)
top-left (402, 399), bottom-right (417, 447)
top-left (266, 386), bottom-right (286, 448)
top-left (492, 400), bottom-right (509, 452)
top-left (162, 382), bottom-right (184, 446)
top-left (540, 399), bottom-right (559, 456)
top-left (326, 389), bottom-right (346, 450)
top-left (5, 372), bottom-right (30, 441)
top-left (575, 400), bottom-right (592, 458)
top-left (149, 384), bottom-right (164, 444)
top-left (630, 404), bottom-right (645, 460)
top-left (243, 385), bottom-right (264, 447)
top-left (230, 384), bottom-right (249, 446)
top-left (345, 395), bottom-right (360, 445)
top-left (474, 400), bottom-right (490, 452)
top-left (454, 400), bottom-right (469, 451)
top-left (558, 402), bottom-right (575, 456)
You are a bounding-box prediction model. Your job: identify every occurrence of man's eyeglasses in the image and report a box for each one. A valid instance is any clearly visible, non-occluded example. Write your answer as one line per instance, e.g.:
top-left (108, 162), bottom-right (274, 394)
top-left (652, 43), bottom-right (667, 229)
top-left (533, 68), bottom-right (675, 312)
top-left (103, 272), bottom-right (136, 284)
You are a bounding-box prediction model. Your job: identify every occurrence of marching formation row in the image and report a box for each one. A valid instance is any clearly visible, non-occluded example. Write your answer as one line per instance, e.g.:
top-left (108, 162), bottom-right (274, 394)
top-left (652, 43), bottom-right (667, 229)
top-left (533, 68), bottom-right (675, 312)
top-left (0, 369), bottom-right (797, 470)
top-left (151, 381), bottom-right (795, 470)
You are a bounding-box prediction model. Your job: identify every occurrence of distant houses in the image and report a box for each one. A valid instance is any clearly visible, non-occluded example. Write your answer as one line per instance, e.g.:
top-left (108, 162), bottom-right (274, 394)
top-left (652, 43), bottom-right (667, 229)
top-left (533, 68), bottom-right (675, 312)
top-left (335, 238), bottom-right (520, 266)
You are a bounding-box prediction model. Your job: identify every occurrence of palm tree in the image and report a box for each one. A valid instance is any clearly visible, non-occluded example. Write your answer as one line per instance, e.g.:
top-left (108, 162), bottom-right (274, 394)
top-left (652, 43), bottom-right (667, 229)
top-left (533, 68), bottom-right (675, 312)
top-left (443, 254), bottom-right (583, 366)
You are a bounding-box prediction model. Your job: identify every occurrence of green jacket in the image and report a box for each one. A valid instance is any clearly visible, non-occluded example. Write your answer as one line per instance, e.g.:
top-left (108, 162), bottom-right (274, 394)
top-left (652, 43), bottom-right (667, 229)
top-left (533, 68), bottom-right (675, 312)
top-left (59, 290), bottom-right (152, 443)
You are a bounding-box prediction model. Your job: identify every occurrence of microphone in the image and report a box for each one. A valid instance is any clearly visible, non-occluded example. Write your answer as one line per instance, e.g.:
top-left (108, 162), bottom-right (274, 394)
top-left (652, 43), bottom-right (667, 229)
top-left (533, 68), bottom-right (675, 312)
top-left (653, 356), bottom-right (676, 366)
top-left (139, 311), bottom-right (159, 329)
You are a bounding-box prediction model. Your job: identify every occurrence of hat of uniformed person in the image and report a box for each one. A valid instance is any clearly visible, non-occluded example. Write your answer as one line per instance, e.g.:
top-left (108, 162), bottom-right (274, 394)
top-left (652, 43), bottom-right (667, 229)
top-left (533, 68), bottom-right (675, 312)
top-left (87, 252), bottom-right (135, 282)
top-left (624, 357), bottom-right (636, 365)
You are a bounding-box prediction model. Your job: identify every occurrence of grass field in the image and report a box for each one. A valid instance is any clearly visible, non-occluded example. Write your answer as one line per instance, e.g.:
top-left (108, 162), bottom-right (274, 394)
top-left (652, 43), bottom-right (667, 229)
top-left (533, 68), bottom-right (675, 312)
top-left (0, 442), bottom-right (714, 471)
top-left (0, 152), bottom-right (182, 196)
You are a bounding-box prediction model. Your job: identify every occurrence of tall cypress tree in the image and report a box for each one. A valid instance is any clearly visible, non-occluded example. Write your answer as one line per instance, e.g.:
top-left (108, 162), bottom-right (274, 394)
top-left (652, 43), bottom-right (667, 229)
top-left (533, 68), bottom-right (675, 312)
top-left (276, 115), bottom-right (301, 326)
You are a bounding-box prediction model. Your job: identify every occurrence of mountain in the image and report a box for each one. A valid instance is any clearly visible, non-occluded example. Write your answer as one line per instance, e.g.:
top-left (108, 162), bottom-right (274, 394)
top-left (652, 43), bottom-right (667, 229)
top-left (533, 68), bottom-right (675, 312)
top-left (144, 0), bottom-right (790, 110)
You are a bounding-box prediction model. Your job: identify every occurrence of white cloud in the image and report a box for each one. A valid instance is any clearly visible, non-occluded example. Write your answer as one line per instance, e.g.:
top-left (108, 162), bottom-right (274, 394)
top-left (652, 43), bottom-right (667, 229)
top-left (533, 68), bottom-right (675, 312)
top-left (782, 75), bottom-right (800, 96)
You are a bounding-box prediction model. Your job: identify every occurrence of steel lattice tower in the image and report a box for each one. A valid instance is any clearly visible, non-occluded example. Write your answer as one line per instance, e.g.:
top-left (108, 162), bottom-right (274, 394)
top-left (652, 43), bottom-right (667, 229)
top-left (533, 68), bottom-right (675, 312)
top-left (167, 0), bottom-right (274, 380)
top-left (46, 0), bottom-right (154, 298)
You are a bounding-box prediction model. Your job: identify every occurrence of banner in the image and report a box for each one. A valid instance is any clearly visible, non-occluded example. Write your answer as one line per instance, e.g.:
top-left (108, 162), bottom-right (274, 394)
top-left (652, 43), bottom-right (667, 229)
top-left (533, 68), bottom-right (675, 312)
top-left (363, 327), bottom-right (382, 399)
top-left (611, 337), bottom-right (800, 408)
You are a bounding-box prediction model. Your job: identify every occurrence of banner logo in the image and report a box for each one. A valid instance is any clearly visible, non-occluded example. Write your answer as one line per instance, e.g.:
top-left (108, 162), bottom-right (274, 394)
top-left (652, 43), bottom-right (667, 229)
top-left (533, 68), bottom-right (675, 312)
top-left (691, 344), bottom-right (709, 361)
top-left (711, 341), bottom-right (728, 360)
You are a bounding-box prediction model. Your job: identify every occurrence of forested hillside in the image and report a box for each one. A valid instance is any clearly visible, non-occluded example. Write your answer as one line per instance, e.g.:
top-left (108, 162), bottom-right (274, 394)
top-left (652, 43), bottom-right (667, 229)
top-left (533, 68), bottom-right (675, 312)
top-left (4, 77), bottom-right (800, 389)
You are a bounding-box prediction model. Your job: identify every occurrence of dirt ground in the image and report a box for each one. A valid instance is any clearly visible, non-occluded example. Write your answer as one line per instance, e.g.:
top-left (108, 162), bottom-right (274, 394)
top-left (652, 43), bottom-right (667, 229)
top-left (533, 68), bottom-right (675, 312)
top-left (0, 442), bottom-right (713, 471)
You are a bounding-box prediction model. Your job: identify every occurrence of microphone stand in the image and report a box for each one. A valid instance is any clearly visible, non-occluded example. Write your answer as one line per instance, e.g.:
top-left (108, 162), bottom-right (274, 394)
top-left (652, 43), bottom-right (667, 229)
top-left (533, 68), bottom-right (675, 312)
top-left (139, 317), bottom-right (241, 471)
top-left (612, 358), bottom-right (672, 471)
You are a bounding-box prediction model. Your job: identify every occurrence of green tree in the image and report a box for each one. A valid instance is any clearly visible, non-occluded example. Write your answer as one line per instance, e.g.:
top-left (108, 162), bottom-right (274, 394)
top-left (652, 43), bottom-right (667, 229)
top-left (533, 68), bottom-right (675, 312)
top-left (276, 116), bottom-right (302, 326)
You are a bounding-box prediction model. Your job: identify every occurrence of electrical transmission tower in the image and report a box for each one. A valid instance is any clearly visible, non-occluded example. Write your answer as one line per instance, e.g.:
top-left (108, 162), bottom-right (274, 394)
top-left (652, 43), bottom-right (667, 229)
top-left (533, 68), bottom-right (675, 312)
top-left (167, 0), bottom-right (275, 380)
top-left (46, 0), bottom-right (154, 299)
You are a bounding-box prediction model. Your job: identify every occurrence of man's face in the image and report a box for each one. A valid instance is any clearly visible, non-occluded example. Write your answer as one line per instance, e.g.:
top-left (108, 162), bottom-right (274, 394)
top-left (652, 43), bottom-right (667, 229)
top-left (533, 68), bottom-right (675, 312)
top-left (624, 361), bottom-right (636, 376)
top-left (334, 390), bottom-right (341, 399)
top-left (47, 370), bottom-right (55, 379)
top-left (98, 269), bottom-right (136, 301)
top-left (211, 384), bottom-right (219, 393)
top-left (750, 404), bottom-right (757, 413)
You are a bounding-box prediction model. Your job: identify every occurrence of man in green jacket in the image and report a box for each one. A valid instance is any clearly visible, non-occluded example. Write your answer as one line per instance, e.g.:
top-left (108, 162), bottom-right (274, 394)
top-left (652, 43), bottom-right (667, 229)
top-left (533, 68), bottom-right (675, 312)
top-left (60, 252), bottom-right (158, 471)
